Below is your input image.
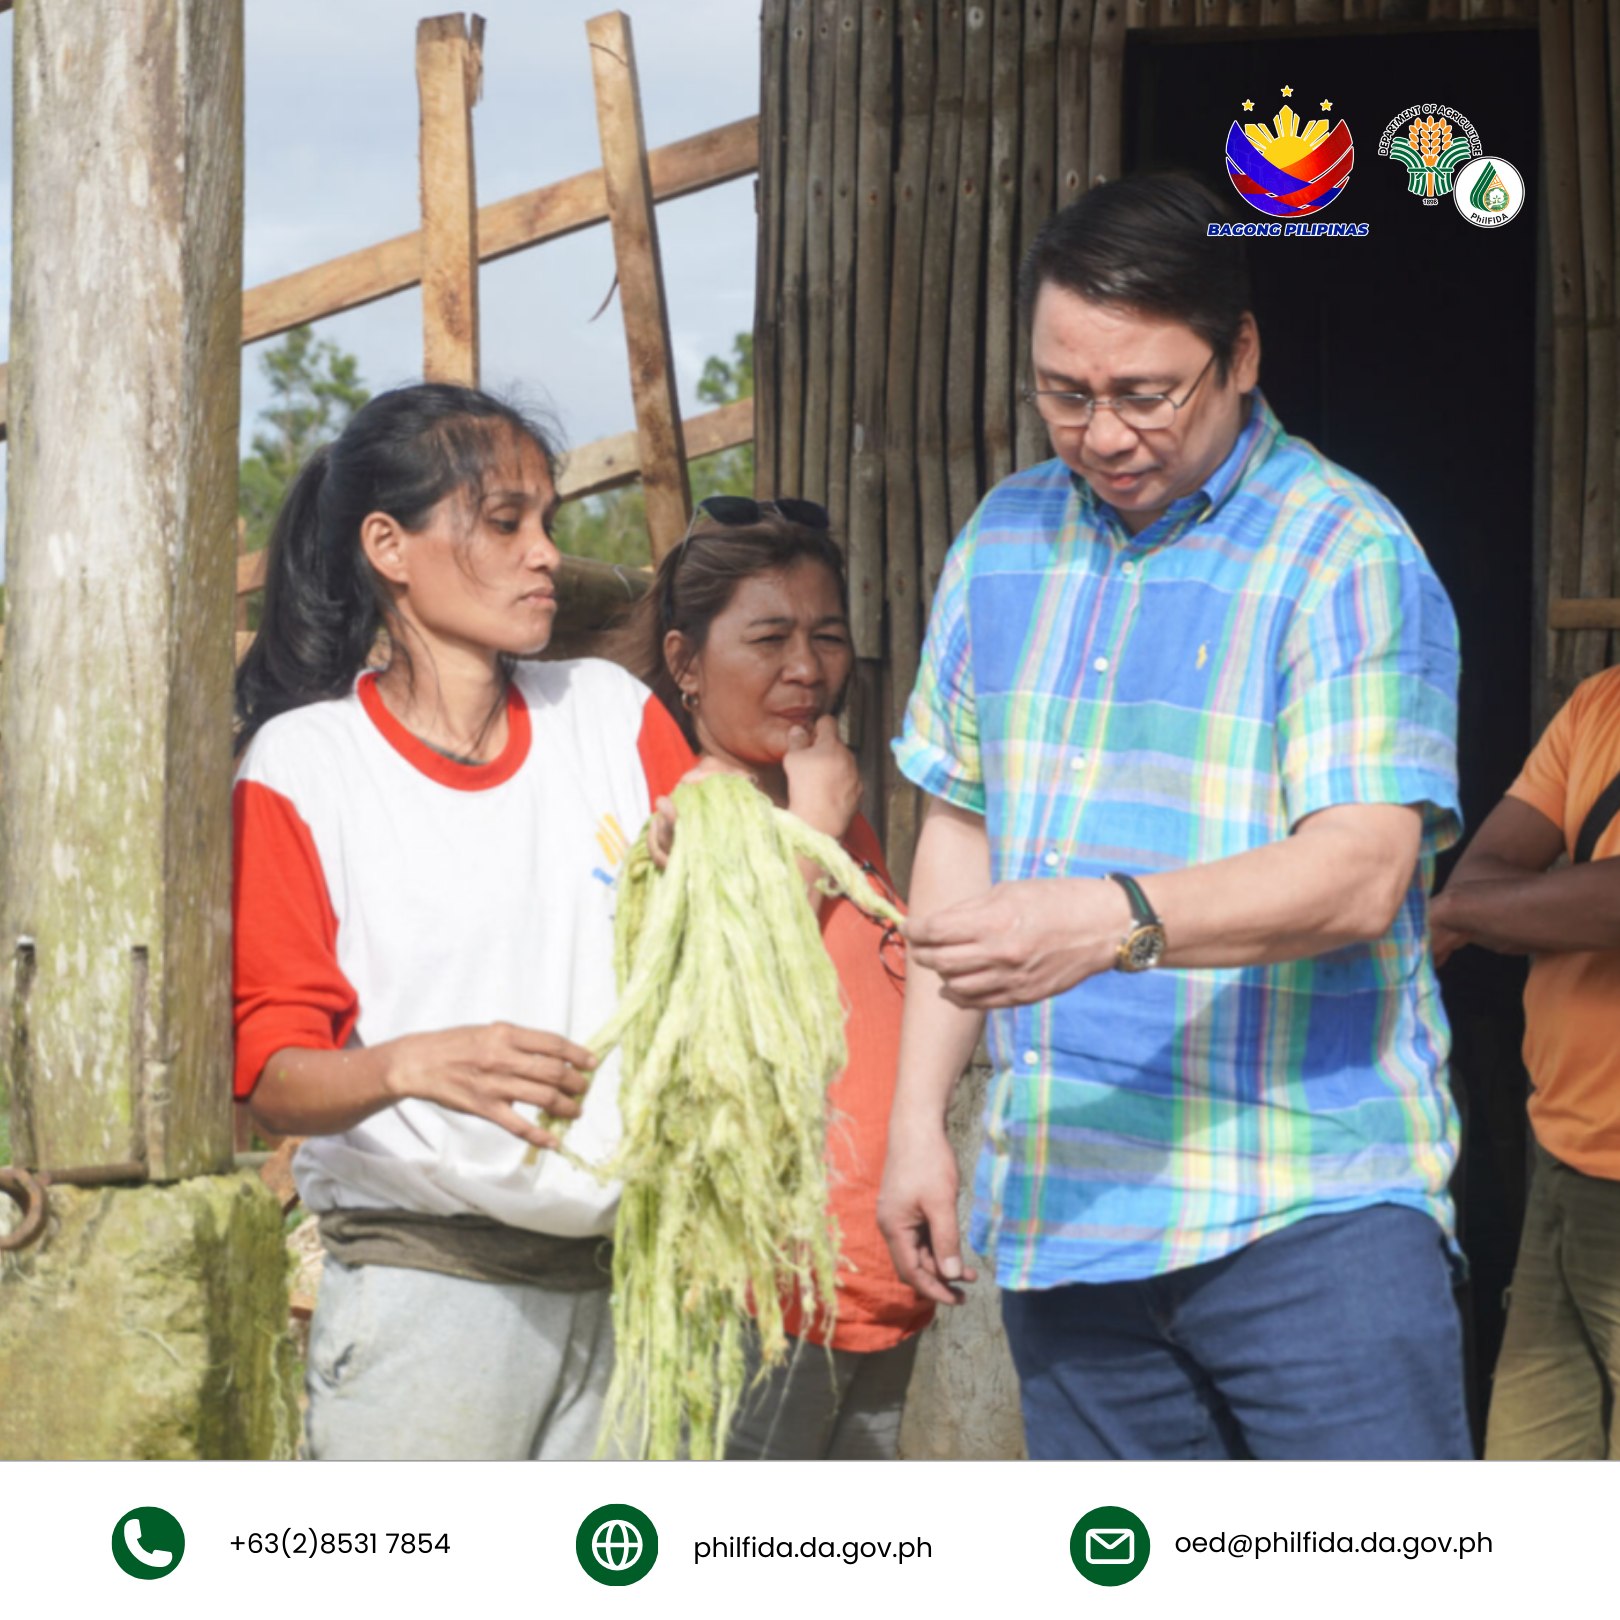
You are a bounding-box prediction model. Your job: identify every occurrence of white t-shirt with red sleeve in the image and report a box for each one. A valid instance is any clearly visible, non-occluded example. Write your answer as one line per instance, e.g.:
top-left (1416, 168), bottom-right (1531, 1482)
top-left (232, 658), bottom-right (693, 1238)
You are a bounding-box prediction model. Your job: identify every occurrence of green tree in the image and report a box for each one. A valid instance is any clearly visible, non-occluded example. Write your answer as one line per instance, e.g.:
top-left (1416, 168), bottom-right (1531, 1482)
top-left (239, 325), bottom-right (369, 553)
top-left (556, 332), bottom-right (754, 566)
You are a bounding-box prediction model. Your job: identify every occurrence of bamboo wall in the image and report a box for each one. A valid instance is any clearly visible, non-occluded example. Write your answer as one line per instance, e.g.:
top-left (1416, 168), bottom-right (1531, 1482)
top-left (755, 0), bottom-right (1618, 884)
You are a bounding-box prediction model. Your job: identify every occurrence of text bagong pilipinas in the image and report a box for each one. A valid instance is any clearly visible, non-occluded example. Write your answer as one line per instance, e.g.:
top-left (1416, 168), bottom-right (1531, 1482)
top-left (1206, 222), bottom-right (1370, 235)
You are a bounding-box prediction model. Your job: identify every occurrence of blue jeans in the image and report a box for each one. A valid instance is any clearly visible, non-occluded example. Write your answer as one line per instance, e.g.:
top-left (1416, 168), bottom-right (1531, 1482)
top-left (1000, 1205), bottom-right (1472, 1459)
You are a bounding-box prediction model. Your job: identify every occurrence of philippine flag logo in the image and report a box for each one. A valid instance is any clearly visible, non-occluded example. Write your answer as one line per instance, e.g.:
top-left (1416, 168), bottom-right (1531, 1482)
top-left (1227, 89), bottom-right (1353, 218)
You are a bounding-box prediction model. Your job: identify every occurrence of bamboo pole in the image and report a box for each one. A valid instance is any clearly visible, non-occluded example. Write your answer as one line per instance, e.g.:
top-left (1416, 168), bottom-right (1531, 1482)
top-left (801, 0), bottom-right (840, 504)
top-left (1549, 596), bottom-right (1620, 628)
top-left (1571, 0), bottom-right (1615, 680)
top-left (1017, 0), bottom-right (1061, 470)
top-left (849, 0), bottom-right (894, 662)
top-left (918, 1), bottom-right (966, 605)
top-left (826, 0), bottom-right (864, 540)
top-left (588, 10), bottom-right (692, 561)
top-left (1055, 1), bottom-right (1093, 214)
top-left (946, 0), bottom-right (994, 540)
top-left (1088, 0), bottom-right (1125, 184)
top-left (778, 0), bottom-right (815, 495)
top-left (416, 14), bottom-right (484, 385)
top-left (884, 2), bottom-right (936, 884)
top-left (755, 1), bottom-right (789, 496)
top-left (1541, 0), bottom-right (1588, 703)
top-left (983, 0), bottom-right (1022, 489)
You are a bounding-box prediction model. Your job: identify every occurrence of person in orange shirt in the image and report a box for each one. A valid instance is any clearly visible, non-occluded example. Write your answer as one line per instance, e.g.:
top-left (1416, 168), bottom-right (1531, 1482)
top-left (1431, 663), bottom-right (1620, 1458)
top-left (609, 496), bottom-right (934, 1458)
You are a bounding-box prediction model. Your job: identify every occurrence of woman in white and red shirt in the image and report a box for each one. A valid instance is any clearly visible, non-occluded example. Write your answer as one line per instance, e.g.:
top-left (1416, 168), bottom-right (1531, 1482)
top-left (233, 384), bottom-right (690, 1459)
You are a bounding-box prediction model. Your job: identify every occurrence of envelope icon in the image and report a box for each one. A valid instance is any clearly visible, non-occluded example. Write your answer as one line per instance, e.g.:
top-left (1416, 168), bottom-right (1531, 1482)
top-left (1085, 1528), bottom-right (1135, 1564)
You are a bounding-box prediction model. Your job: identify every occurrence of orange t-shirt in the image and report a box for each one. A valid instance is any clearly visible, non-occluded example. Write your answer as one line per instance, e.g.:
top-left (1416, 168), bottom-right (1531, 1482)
top-left (1506, 664), bottom-right (1620, 1178)
top-left (779, 814), bottom-right (934, 1352)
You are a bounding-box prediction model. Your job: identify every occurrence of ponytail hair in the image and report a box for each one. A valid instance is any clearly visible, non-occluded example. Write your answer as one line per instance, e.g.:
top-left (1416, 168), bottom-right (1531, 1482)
top-left (235, 382), bottom-right (558, 750)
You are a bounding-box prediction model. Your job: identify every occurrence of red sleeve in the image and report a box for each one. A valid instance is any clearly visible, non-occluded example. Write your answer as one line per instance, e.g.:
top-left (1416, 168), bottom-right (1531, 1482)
top-left (232, 779), bottom-right (360, 1100)
top-left (636, 694), bottom-right (696, 802)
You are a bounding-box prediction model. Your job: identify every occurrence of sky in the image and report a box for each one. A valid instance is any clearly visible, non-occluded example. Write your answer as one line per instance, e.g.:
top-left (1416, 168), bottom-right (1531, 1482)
top-left (0, 0), bottom-right (763, 509)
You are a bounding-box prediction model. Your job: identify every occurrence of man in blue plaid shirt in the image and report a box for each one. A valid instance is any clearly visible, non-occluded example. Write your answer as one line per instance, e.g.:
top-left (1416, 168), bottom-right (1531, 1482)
top-left (877, 176), bottom-right (1471, 1459)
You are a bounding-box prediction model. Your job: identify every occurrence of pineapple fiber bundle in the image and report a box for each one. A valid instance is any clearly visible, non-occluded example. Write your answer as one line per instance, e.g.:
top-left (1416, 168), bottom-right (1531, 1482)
top-left (583, 771), bottom-right (903, 1460)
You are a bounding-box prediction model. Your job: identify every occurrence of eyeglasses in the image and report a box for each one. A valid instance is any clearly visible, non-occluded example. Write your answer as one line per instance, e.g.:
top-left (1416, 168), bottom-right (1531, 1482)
top-left (859, 861), bottom-right (907, 989)
top-left (662, 495), bottom-right (834, 627)
top-left (1023, 349), bottom-right (1218, 431)
top-left (677, 494), bottom-right (831, 542)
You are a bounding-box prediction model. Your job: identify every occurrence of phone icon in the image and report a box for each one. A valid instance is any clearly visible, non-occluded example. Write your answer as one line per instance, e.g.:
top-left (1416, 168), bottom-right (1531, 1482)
top-left (125, 1520), bottom-right (173, 1568)
top-left (111, 1507), bottom-right (185, 1580)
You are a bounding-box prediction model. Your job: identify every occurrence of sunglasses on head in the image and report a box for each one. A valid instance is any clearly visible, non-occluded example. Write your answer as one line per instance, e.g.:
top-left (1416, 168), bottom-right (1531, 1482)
top-left (681, 494), bottom-right (831, 537)
top-left (661, 495), bottom-right (835, 626)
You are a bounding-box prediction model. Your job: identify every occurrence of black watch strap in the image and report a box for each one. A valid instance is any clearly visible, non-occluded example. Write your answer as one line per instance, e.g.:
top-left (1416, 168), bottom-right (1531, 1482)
top-left (1107, 872), bottom-right (1161, 926)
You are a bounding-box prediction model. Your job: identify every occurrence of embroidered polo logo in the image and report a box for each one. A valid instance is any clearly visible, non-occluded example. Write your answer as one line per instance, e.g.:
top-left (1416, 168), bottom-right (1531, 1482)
top-left (592, 813), bottom-right (628, 888)
top-left (1197, 643), bottom-right (1210, 670)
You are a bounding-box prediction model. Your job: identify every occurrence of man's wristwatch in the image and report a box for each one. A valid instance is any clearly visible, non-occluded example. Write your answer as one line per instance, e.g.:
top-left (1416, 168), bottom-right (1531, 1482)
top-left (1107, 873), bottom-right (1167, 972)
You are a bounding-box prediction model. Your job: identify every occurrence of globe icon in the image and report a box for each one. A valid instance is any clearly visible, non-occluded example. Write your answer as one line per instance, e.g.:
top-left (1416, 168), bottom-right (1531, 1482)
top-left (592, 1520), bottom-right (643, 1572)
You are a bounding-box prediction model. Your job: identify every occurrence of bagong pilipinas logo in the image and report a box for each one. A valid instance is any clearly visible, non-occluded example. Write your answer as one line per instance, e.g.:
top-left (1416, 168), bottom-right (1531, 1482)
top-left (1378, 104), bottom-right (1483, 206)
top-left (1226, 86), bottom-right (1354, 218)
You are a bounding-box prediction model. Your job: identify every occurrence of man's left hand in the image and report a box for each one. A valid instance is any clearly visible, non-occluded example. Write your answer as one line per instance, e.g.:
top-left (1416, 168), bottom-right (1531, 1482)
top-left (906, 877), bottom-right (1132, 1008)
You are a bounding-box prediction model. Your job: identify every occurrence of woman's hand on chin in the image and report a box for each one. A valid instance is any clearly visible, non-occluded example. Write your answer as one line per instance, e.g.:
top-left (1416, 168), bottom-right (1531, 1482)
top-left (783, 715), bottom-right (862, 842)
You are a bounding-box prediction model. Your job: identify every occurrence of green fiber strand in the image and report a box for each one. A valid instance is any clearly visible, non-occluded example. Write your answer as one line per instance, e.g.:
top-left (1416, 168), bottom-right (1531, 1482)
top-left (564, 772), bottom-right (900, 1460)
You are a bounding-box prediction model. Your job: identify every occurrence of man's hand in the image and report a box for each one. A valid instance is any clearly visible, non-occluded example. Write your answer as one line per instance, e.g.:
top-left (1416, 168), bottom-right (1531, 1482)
top-left (1429, 916), bottom-right (1470, 968)
top-left (877, 1115), bottom-right (978, 1305)
top-left (907, 877), bottom-right (1132, 1009)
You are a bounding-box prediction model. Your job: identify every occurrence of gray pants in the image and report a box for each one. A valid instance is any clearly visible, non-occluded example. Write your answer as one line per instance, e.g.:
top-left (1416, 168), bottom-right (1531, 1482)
top-left (306, 1259), bottom-right (613, 1460)
top-left (726, 1329), bottom-right (920, 1460)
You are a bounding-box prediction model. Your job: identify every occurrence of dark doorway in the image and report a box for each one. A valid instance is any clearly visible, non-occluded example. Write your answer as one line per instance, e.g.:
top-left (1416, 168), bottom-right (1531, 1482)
top-left (1125, 25), bottom-right (1541, 1445)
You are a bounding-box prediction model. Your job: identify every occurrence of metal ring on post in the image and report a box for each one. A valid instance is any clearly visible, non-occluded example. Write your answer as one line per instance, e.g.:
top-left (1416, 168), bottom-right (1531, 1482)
top-left (0, 1167), bottom-right (49, 1252)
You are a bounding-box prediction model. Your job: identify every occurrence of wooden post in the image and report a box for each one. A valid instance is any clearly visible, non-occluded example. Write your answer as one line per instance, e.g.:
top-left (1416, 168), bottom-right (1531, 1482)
top-left (588, 10), bottom-right (693, 562)
top-left (2, 0), bottom-right (242, 1179)
top-left (417, 13), bottom-right (484, 386)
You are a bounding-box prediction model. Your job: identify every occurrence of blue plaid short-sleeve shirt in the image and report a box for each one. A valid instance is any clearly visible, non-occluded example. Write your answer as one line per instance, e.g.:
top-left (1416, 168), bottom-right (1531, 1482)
top-left (895, 396), bottom-right (1463, 1288)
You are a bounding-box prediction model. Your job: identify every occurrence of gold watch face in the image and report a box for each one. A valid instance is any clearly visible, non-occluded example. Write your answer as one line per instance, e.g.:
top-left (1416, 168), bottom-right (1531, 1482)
top-left (1116, 924), bottom-right (1167, 973)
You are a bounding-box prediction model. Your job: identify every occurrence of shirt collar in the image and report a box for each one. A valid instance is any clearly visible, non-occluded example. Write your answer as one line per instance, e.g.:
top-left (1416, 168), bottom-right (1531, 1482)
top-left (1067, 390), bottom-right (1281, 537)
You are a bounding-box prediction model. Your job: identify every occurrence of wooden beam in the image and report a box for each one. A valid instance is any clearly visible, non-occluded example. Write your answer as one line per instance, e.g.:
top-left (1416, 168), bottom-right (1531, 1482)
top-left (2, 0), bottom-right (241, 1179)
top-left (0, 116), bottom-right (763, 440)
top-left (242, 120), bottom-right (757, 347)
top-left (588, 10), bottom-right (692, 561)
top-left (1549, 596), bottom-right (1620, 629)
top-left (555, 397), bottom-right (755, 501)
top-left (417, 13), bottom-right (484, 385)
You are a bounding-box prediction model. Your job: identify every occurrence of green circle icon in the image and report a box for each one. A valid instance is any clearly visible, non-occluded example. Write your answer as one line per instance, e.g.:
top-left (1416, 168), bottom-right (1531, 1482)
top-left (111, 1506), bottom-right (185, 1580)
top-left (1071, 1505), bottom-right (1150, 1586)
top-left (576, 1503), bottom-right (658, 1586)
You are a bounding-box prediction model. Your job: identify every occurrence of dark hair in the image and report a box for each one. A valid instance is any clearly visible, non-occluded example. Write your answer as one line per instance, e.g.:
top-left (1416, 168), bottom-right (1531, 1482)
top-left (1017, 174), bottom-right (1252, 379)
top-left (601, 508), bottom-right (851, 749)
top-left (235, 382), bottom-right (559, 750)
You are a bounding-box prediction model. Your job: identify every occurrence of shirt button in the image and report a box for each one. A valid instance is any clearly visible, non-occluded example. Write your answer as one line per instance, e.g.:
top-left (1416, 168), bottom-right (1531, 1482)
top-left (1121, 560), bottom-right (1137, 577)
top-left (1093, 656), bottom-right (1109, 673)
top-left (1023, 1050), bottom-right (1039, 1066)
top-left (1044, 850), bottom-right (1060, 867)
top-left (1071, 753), bottom-right (1086, 769)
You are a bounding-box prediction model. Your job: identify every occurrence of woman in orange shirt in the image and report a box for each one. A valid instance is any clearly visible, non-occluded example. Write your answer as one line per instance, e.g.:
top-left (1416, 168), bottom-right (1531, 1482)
top-left (611, 496), bottom-right (933, 1459)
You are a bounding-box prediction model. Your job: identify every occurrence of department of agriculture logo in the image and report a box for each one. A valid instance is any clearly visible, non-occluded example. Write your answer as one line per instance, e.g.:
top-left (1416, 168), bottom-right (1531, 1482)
top-left (1379, 104), bottom-right (1482, 206)
top-left (1226, 85), bottom-right (1353, 217)
top-left (1070, 1504), bottom-right (1151, 1587)
top-left (111, 1506), bottom-right (185, 1580)
top-left (1454, 156), bottom-right (1526, 227)
top-left (576, 1502), bottom-right (658, 1586)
